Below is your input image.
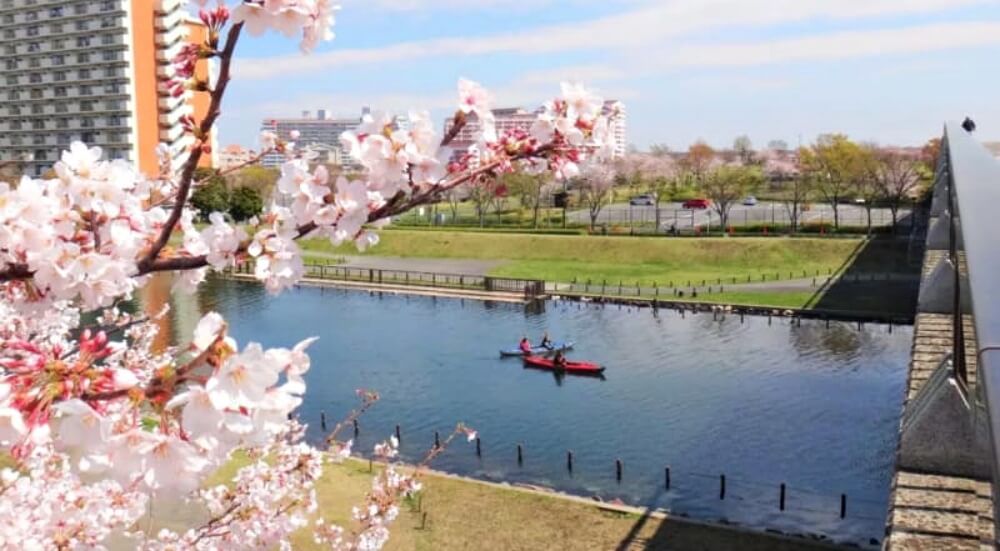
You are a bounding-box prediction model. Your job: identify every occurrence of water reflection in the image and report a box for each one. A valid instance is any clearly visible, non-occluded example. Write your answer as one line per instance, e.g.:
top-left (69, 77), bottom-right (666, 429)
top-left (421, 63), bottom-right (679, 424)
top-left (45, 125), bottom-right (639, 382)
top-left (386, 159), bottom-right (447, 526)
top-left (138, 276), bottom-right (911, 548)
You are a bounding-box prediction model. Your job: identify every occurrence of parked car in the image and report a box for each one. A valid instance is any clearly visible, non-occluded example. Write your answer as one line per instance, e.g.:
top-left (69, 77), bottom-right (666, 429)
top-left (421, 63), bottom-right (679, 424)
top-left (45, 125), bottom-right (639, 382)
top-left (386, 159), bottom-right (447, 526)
top-left (682, 198), bottom-right (711, 209)
top-left (629, 194), bottom-right (656, 206)
top-left (742, 196), bottom-right (758, 206)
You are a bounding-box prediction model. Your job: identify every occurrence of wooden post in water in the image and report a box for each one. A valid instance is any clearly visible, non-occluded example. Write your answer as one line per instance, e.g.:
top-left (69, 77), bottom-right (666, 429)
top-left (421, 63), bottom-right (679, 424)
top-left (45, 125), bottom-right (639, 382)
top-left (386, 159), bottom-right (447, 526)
top-left (395, 424), bottom-right (401, 443)
top-left (475, 436), bottom-right (481, 456)
top-left (840, 494), bottom-right (847, 518)
top-left (719, 475), bottom-right (726, 500)
top-left (320, 411), bottom-right (327, 431)
top-left (615, 458), bottom-right (623, 482)
top-left (664, 466), bottom-right (671, 490)
top-left (517, 443), bottom-right (523, 466)
top-left (353, 419), bottom-right (359, 437)
top-left (434, 431), bottom-right (440, 449)
top-left (779, 483), bottom-right (786, 511)
top-left (567, 450), bottom-right (573, 473)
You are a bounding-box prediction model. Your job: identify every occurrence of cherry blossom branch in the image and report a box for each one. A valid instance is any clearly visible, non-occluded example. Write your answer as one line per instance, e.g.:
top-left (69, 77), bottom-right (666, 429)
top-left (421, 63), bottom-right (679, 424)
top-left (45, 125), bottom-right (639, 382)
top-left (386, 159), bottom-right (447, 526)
top-left (138, 22), bottom-right (244, 273)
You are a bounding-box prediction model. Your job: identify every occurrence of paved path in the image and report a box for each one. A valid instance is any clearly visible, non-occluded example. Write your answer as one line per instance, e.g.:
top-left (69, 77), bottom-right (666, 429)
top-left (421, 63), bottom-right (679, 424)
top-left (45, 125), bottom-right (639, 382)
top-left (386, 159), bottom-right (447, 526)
top-left (307, 252), bottom-right (506, 276)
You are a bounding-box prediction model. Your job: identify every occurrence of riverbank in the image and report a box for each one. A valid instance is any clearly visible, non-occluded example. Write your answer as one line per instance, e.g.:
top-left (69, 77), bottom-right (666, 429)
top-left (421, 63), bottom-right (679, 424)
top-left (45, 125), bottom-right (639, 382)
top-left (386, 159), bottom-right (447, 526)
top-left (299, 230), bottom-right (863, 287)
top-left (218, 457), bottom-right (847, 551)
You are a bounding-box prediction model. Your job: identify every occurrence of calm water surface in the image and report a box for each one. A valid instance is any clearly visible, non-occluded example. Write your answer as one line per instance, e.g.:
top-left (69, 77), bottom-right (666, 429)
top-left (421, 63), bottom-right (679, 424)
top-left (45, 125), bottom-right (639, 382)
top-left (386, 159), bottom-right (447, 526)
top-left (146, 277), bottom-right (910, 547)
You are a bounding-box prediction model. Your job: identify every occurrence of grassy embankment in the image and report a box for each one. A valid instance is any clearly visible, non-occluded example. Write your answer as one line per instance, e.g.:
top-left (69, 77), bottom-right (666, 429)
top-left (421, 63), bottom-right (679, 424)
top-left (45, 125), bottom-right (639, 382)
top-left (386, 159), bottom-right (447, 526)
top-left (206, 457), bottom-right (826, 551)
top-left (300, 230), bottom-right (861, 309)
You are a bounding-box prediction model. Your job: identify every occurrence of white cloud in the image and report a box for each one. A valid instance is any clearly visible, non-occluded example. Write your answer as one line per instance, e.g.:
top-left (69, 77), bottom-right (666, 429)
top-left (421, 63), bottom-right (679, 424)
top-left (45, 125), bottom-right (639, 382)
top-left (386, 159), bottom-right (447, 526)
top-left (655, 21), bottom-right (1000, 68)
top-left (237, 0), bottom-right (990, 79)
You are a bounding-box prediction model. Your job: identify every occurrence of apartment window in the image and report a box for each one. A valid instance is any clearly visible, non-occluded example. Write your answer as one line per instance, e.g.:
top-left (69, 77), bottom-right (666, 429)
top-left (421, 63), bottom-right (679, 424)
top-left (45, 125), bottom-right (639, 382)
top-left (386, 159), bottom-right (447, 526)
top-left (29, 89), bottom-right (43, 99)
top-left (4, 45), bottom-right (15, 55)
top-left (101, 34), bottom-right (114, 45)
top-left (32, 134), bottom-right (45, 144)
top-left (76, 53), bottom-right (90, 64)
top-left (27, 42), bottom-right (40, 52)
top-left (54, 86), bottom-right (67, 97)
top-left (5, 76), bottom-right (18, 86)
top-left (9, 136), bottom-right (22, 145)
top-left (101, 0), bottom-right (115, 11)
top-left (108, 133), bottom-right (122, 143)
top-left (1, 0), bottom-right (12, 8)
top-left (74, 3), bottom-right (87, 15)
top-left (7, 105), bottom-right (20, 115)
top-left (26, 11), bottom-right (38, 21)
top-left (76, 36), bottom-right (90, 47)
top-left (101, 50), bottom-right (117, 61)
top-left (108, 115), bottom-right (123, 126)
top-left (1, 14), bottom-right (12, 24)
top-left (7, 91), bottom-right (19, 101)
top-left (78, 68), bottom-right (91, 79)
top-left (29, 74), bottom-right (42, 84)
top-left (9, 121), bottom-right (21, 130)
top-left (74, 20), bottom-right (87, 31)
top-left (31, 105), bottom-right (43, 115)
top-left (4, 60), bottom-right (16, 70)
top-left (51, 54), bottom-right (64, 66)
top-left (56, 119), bottom-right (69, 129)
top-left (81, 118), bottom-right (94, 128)
top-left (104, 100), bottom-right (121, 110)
top-left (104, 83), bottom-right (120, 94)
top-left (80, 101), bottom-right (93, 112)
top-left (27, 26), bottom-right (39, 37)
top-left (103, 66), bottom-right (116, 78)
top-left (53, 71), bottom-right (66, 82)
top-left (29, 58), bottom-right (40, 68)
top-left (32, 120), bottom-right (45, 130)
top-left (52, 39), bottom-right (64, 49)
top-left (101, 16), bottom-right (115, 28)
top-left (58, 134), bottom-right (71, 145)
top-left (3, 30), bottom-right (14, 40)
top-left (49, 6), bottom-right (63, 17)
top-left (81, 132), bottom-right (96, 143)
top-left (33, 150), bottom-right (47, 161)
top-left (79, 84), bottom-right (91, 95)
top-left (55, 103), bottom-right (68, 113)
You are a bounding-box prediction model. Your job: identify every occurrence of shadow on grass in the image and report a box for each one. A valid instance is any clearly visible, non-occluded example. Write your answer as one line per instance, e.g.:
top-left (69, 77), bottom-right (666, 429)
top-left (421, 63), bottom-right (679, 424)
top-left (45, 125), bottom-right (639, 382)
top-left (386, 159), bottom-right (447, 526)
top-left (805, 211), bottom-right (925, 319)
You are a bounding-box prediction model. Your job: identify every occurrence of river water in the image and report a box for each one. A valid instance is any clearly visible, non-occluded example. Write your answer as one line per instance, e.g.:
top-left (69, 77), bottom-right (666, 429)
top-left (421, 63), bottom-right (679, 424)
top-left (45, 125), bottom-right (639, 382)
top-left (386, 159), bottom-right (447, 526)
top-left (143, 276), bottom-right (910, 547)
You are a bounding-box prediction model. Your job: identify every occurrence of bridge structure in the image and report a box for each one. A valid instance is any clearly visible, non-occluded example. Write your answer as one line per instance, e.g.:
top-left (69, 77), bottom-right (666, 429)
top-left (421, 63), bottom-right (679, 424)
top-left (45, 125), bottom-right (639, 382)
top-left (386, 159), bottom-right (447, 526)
top-left (884, 123), bottom-right (1000, 549)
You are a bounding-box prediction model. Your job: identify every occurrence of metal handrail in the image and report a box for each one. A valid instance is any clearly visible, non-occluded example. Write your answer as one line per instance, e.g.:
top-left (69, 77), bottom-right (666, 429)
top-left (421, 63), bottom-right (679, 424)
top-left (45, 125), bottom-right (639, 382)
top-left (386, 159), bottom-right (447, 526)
top-left (942, 122), bottom-right (1000, 546)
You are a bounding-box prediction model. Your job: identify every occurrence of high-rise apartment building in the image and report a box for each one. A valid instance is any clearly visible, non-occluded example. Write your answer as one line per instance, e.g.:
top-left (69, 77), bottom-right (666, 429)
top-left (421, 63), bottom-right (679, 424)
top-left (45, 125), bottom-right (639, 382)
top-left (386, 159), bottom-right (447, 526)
top-left (443, 101), bottom-right (628, 161)
top-left (0, 0), bottom-right (213, 177)
top-left (259, 108), bottom-right (370, 169)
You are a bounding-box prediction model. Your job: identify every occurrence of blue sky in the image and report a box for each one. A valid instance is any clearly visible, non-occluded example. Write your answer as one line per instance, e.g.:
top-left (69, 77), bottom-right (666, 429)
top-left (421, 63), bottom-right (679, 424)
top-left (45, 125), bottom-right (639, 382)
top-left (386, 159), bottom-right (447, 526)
top-left (218, 0), bottom-right (1000, 151)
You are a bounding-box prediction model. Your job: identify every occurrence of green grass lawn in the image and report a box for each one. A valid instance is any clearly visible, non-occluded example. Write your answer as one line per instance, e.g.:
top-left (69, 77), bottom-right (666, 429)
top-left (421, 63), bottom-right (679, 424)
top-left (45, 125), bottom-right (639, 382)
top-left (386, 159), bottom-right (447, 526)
top-left (300, 230), bottom-right (862, 287)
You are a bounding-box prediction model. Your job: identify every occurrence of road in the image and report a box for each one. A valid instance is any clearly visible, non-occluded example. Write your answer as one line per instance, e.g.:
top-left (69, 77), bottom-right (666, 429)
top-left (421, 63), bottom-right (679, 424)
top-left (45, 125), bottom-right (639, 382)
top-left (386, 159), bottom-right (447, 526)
top-left (567, 201), bottom-right (911, 230)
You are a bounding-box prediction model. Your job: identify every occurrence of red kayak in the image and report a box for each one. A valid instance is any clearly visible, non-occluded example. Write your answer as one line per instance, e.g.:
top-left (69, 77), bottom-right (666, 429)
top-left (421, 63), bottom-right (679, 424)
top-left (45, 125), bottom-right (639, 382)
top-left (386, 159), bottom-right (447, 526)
top-left (523, 355), bottom-right (605, 374)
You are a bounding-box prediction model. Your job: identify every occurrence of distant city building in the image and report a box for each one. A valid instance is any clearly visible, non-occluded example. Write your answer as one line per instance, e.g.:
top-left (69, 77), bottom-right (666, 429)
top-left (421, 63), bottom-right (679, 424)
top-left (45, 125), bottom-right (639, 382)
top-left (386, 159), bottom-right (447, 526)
top-left (0, 0), bottom-right (216, 176)
top-left (259, 108), bottom-right (369, 168)
top-left (218, 144), bottom-right (258, 170)
top-left (443, 100), bottom-right (627, 162)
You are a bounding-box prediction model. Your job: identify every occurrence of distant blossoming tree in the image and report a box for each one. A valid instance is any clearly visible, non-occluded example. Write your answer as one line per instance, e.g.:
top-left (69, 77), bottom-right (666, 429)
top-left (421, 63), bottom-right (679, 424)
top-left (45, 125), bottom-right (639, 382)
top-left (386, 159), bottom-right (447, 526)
top-left (0, 1), bottom-right (619, 549)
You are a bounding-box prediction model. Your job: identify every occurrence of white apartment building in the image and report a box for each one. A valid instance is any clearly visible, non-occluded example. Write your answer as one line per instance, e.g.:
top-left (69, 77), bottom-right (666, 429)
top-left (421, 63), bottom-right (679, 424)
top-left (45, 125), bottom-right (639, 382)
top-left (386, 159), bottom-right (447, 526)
top-left (0, 0), bottom-right (213, 177)
top-left (443, 101), bottom-right (628, 161)
top-left (260, 108), bottom-right (369, 169)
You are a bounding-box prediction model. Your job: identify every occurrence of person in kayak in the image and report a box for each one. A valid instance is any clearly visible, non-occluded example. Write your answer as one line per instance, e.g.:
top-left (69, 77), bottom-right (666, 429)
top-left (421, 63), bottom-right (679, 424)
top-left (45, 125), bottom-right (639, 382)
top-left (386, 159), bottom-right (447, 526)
top-left (552, 350), bottom-right (568, 369)
top-left (519, 337), bottom-right (532, 355)
top-left (540, 332), bottom-right (553, 350)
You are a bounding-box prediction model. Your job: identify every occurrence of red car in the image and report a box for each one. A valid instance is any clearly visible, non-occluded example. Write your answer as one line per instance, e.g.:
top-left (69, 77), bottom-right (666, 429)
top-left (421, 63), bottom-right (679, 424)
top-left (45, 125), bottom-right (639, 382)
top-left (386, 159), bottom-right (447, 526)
top-left (682, 198), bottom-right (711, 209)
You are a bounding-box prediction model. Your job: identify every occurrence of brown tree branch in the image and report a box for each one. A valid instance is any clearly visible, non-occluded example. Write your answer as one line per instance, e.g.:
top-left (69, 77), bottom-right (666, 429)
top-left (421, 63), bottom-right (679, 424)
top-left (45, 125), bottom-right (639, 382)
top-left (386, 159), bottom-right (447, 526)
top-left (138, 22), bottom-right (244, 274)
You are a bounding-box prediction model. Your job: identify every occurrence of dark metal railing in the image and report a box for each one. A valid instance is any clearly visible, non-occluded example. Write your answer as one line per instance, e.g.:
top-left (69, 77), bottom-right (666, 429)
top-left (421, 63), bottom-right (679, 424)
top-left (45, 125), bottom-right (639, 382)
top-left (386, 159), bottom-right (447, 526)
top-left (940, 122), bottom-right (1000, 545)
